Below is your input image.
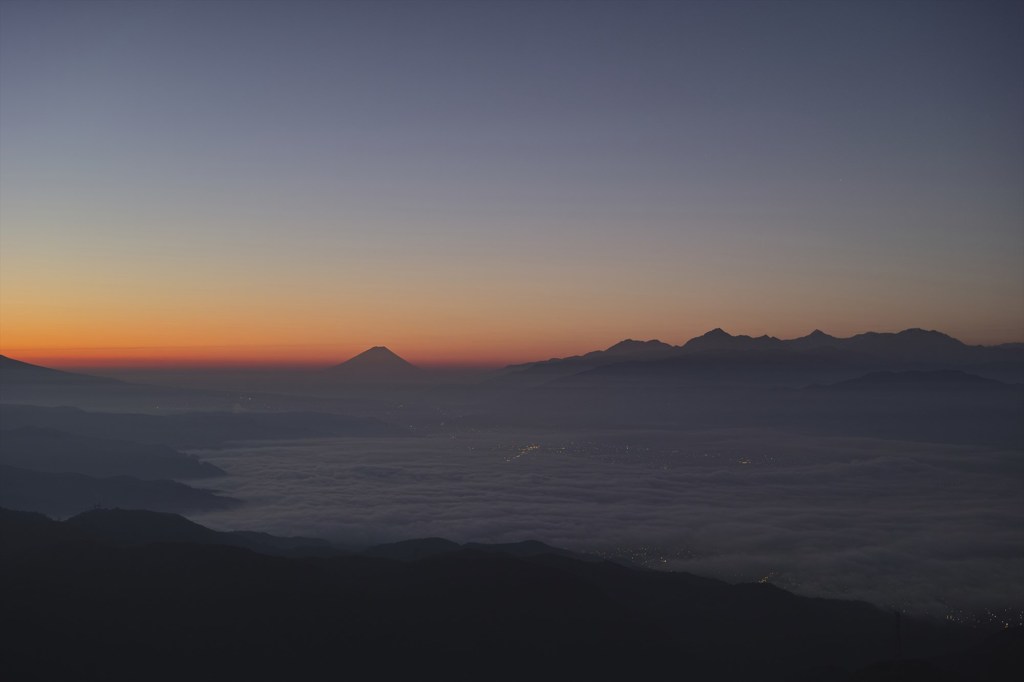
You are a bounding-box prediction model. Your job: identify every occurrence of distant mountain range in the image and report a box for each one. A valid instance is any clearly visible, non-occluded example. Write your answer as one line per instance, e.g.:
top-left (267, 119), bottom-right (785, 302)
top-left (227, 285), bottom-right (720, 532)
top-left (493, 328), bottom-right (1024, 387)
top-left (4, 328), bottom-right (1023, 391)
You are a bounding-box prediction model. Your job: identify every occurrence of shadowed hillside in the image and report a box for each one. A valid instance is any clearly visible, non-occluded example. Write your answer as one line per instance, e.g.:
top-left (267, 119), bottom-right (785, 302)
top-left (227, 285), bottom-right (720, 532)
top-left (3, 507), bottom-right (1016, 682)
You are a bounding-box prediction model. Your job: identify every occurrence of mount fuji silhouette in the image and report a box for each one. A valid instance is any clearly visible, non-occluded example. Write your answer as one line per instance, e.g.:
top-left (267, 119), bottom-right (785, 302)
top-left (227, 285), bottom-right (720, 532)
top-left (326, 347), bottom-right (426, 383)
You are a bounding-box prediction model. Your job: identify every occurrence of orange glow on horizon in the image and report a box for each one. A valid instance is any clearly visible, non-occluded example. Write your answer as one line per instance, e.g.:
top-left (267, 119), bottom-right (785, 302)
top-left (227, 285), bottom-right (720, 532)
top-left (4, 321), bottom-right (1023, 373)
top-left (0, 346), bottom-right (522, 371)
top-left (4, 273), bottom-right (1021, 371)
top-left (0, 336), bottom-right (601, 371)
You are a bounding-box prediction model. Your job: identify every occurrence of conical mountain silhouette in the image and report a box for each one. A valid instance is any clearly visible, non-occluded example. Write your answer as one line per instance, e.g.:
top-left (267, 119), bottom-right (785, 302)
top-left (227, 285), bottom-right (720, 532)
top-left (327, 347), bottom-right (425, 382)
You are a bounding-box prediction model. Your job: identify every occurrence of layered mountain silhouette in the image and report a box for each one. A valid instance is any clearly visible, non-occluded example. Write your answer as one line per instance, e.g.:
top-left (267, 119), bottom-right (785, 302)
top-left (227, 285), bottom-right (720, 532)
top-left (3, 506), bottom-right (1016, 682)
top-left (362, 536), bottom-right (598, 564)
top-left (820, 370), bottom-right (1013, 391)
top-left (493, 328), bottom-right (1024, 387)
top-left (42, 509), bottom-right (609, 563)
top-left (681, 328), bottom-right (786, 353)
top-left (326, 346), bottom-right (427, 383)
top-left (492, 338), bottom-right (682, 385)
top-left (65, 508), bottom-right (334, 556)
top-left (0, 465), bottom-right (238, 517)
top-left (0, 404), bottom-right (402, 449)
top-left (0, 427), bottom-right (225, 479)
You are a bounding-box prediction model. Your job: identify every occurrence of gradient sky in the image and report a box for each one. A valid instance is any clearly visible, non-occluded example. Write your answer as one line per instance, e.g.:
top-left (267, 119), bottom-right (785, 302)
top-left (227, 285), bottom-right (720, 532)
top-left (1, 0), bottom-right (1022, 368)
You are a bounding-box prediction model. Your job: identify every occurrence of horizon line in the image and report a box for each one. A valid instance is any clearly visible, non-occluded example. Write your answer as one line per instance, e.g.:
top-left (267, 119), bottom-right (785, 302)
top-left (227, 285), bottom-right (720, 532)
top-left (3, 324), bottom-right (1023, 373)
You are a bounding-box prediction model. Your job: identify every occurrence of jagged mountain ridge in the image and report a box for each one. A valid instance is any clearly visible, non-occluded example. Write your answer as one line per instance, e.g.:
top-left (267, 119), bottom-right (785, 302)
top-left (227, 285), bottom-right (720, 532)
top-left (493, 328), bottom-right (1024, 387)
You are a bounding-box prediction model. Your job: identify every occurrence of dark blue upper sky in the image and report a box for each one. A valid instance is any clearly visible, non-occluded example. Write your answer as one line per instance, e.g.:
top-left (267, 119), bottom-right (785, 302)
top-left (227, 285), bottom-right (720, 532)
top-left (1, 0), bottom-right (1022, 365)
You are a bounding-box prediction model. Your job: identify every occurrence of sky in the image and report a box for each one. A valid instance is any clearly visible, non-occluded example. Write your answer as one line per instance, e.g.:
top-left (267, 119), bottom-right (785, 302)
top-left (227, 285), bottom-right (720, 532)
top-left (1, 0), bottom-right (1022, 368)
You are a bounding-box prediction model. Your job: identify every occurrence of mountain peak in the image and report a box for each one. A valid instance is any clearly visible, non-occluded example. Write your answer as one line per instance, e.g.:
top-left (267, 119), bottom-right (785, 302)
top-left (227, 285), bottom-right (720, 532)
top-left (605, 339), bottom-right (672, 352)
top-left (897, 328), bottom-right (956, 341)
top-left (702, 328), bottom-right (732, 338)
top-left (359, 346), bottom-right (402, 358)
top-left (790, 329), bottom-right (838, 347)
top-left (327, 346), bottom-right (424, 382)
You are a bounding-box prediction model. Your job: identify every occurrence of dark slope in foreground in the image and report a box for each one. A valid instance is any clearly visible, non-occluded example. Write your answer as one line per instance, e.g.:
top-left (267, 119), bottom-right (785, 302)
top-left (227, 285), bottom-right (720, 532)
top-left (67, 508), bottom-right (334, 556)
top-left (3, 508), bottom-right (1015, 682)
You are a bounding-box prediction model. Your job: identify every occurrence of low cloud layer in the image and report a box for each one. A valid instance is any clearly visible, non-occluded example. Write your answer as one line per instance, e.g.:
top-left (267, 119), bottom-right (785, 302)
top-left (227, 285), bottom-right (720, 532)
top-left (189, 428), bottom-right (1023, 619)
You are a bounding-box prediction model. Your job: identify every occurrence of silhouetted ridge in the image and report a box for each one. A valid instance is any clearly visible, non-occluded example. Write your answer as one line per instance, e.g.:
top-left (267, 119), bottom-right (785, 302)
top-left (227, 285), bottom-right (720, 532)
top-left (362, 537), bottom-right (461, 561)
top-left (66, 508), bottom-right (335, 556)
top-left (361, 537), bottom-right (600, 564)
top-left (604, 339), bottom-right (675, 354)
top-left (681, 329), bottom-right (783, 353)
top-left (67, 507), bottom-right (223, 544)
top-left (0, 355), bottom-right (119, 385)
top-left (789, 329), bottom-right (839, 349)
top-left (2, 507), bottom-right (1007, 682)
top-left (500, 326), bottom-right (1024, 388)
top-left (491, 338), bottom-right (683, 385)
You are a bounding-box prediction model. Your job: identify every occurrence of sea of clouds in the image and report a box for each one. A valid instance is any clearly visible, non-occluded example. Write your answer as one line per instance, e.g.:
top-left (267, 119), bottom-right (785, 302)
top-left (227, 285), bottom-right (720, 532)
top-left (189, 428), bottom-right (1023, 620)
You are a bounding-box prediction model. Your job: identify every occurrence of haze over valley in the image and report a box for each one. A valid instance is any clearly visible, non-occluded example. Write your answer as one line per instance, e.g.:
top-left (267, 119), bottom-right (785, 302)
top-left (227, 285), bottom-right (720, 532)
top-left (2, 1), bottom-right (1021, 679)
top-left (3, 327), bottom-right (1022, 629)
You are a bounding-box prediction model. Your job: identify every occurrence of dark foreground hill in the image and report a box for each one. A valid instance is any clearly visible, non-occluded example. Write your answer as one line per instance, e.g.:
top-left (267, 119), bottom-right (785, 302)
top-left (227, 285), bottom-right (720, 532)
top-left (66, 508), bottom-right (334, 556)
top-left (2, 508), bottom-right (1018, 682)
